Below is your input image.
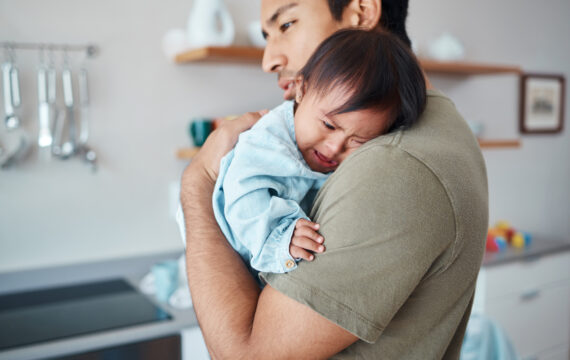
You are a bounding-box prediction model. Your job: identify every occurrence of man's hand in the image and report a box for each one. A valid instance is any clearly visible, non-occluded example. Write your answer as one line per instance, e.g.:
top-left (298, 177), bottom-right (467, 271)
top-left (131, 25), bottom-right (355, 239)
top-left (185, 110), bottom-right (268, 185)
top-left (181, 109), bottom-right (357, 360)
top-left (290, 218), bottom-right (326, 261)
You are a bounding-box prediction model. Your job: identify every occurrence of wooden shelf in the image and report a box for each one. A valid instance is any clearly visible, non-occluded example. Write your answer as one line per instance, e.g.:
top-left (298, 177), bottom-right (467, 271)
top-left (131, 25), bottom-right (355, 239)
top-left (419, 59), bottom-right (522, 75)
top-left (478, 139), bottom-right (521, 148)
top-left (175, 46), bottom-right (264, 64)
top-left (174, 46), bottom-right (522, 75)
top-left (177, 147), bottom-right (200, 160)
top-left (178, 139), bottom-right (521, 160)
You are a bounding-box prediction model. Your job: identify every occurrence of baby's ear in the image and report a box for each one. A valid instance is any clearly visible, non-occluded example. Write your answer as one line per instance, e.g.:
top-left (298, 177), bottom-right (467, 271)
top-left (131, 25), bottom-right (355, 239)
top-left (294, 76), bottom-right (305, 104)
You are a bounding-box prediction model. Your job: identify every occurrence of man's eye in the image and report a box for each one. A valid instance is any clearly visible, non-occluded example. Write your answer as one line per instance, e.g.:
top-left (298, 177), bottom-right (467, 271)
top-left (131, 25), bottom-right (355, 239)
top-left (279, 21), bottom-right (295, 32)
top-left (322, 121), bottom-right (335, 130)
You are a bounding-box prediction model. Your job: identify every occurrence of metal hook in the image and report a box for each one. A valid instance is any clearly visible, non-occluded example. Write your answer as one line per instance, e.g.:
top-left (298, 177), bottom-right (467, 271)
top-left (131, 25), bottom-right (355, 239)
top-left (38, 44), bottom-right (46, 65)
top-left (63, 46), bottom-right (71, 68)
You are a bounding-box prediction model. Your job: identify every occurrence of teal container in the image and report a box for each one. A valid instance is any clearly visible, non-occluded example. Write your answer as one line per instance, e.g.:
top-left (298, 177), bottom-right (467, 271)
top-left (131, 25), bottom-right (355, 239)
top-left (189, 118), bottom-right (213, 147)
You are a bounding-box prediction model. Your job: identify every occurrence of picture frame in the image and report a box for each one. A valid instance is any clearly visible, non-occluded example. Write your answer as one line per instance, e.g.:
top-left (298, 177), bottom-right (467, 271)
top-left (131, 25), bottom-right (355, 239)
top-left (520, 73), bottom-right (565, 134)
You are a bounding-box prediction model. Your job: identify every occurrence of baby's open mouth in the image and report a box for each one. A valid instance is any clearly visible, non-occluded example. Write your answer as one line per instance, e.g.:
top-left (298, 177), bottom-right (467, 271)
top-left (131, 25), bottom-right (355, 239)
top-left (314, 150), bottom-right (338, 168)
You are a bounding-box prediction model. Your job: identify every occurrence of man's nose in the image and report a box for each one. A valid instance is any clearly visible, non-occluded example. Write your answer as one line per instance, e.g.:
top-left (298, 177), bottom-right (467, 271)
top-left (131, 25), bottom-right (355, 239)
top-left (262, 45), bottom-right (286, 73)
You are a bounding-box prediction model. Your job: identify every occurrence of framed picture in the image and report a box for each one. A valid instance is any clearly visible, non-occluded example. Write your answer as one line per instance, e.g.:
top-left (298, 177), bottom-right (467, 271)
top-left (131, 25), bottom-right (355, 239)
top-left (520, 73), bottom-right (565, 134)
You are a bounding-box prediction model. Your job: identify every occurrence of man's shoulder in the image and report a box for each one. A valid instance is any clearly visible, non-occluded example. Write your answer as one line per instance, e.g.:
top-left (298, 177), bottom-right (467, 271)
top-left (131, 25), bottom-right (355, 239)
top-left (344, 89), bottom-right (486, 190)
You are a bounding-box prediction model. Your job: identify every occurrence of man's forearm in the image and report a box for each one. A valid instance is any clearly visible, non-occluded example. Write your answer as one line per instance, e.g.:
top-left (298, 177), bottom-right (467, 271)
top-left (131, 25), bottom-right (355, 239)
top-left (181, 160), bottom-right (261, 359)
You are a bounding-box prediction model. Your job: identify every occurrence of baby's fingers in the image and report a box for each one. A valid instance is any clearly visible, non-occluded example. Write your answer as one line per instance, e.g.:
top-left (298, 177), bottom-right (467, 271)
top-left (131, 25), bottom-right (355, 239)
top-left (290, 245), bottom-right (315, 261)
top-left (294, 225), bottom-right (324, 244)
top-left (296, 218), bottom-right (320, 231)
top-left (291, 235), bottom-right (326, 254)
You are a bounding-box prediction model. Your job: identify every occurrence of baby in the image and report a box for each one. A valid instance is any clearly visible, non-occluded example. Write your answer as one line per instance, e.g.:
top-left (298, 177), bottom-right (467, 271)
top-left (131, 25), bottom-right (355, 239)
top-left (180, 29), bottom-right (426, 278)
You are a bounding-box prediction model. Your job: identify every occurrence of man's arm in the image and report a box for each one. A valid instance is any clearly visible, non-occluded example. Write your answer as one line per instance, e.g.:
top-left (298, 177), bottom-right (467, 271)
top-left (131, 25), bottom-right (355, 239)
top-left (181, 113), bottom-right (357, 359)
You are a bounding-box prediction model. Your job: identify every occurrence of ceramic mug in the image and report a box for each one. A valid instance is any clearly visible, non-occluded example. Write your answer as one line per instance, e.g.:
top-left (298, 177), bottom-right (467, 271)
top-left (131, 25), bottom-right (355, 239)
top-left (189, 118), bottom-right (213, 147)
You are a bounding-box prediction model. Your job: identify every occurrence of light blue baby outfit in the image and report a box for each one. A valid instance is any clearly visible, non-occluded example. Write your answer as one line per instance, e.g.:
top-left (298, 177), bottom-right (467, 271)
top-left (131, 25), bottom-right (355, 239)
top-left (212, 101), bottom-right (329, 274)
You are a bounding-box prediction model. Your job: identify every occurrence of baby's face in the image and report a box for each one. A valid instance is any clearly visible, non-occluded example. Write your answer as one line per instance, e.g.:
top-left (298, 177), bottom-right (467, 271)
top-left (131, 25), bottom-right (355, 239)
top-left (294, 86), bottom-right (392, 173)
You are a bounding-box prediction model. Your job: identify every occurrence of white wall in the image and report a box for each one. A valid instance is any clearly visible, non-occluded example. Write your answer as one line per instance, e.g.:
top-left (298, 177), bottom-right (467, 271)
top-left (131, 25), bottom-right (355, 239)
top-left (1, 0), bottom-right (568, 273)
top-left (408, 0), bottom-right (570, 240)
top-left (0, 0), bottom-right (275, 272)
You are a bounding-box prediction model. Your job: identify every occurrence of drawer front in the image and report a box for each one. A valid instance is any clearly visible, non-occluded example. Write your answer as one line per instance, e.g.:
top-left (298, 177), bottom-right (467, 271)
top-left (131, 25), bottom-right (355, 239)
top-left (536, 344), bottom-right (570, 360)
top-left (485, 252), bottom-right (570, 300)
top-left (485, 283), bottom-right (570, 359)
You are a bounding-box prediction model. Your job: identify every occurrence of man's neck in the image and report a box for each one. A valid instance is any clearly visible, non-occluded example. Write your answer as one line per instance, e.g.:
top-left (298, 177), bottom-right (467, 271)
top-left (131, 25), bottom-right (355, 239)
top-left (423, 71), bottom-right (434, 90)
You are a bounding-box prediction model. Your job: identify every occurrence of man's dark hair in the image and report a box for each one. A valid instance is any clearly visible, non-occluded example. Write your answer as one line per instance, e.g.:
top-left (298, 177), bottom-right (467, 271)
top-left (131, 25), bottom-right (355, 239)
top-left (299, 29), bottom-right (425, 132)
top-left (327, 0), bottom-right (411, 48)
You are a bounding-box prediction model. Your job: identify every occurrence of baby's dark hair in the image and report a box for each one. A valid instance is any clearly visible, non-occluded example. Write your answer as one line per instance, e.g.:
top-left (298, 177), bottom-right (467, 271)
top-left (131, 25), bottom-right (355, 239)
top-left (299, 29), bottom-right (426, 132)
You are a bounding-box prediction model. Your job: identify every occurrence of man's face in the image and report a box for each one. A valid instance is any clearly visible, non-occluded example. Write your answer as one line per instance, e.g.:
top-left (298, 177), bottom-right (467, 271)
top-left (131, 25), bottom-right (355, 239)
top-left (260, 0), bottom-right (353, 100)
top-left (294, 85), bottom-right (390, 173)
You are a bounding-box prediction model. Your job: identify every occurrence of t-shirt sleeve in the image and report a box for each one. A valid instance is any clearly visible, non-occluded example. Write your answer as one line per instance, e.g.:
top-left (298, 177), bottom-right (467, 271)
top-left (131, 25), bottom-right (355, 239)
top-left (260, 143), bottom-right (456, 343)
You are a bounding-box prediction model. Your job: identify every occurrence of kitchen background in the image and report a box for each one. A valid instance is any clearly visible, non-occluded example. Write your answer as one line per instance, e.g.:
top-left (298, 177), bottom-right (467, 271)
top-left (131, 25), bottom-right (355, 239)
top-left (1, 0), bottom-right (569, 276)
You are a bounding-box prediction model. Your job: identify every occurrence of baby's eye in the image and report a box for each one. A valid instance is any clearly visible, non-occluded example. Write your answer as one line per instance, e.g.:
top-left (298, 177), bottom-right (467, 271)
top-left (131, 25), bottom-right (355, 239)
top-left (349, 139), bottom-right (366, 147)
top-left (322, 121), bottom-right (335, 130)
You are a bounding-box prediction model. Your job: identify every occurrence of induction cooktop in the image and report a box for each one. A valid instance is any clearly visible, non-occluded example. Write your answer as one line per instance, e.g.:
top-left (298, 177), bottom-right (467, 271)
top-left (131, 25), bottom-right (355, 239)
top-left (0, 278), bottom-right (171, 350)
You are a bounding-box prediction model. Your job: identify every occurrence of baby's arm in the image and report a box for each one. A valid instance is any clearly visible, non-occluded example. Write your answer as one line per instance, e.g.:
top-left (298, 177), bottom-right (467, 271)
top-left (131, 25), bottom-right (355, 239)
top-left (290, 218), bottom-right (326, 261)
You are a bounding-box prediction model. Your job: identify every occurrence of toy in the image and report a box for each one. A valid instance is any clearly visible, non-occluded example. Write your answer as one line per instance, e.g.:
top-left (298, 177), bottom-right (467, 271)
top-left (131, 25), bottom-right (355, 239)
top-left (486, 221), bottom-right (532, 252)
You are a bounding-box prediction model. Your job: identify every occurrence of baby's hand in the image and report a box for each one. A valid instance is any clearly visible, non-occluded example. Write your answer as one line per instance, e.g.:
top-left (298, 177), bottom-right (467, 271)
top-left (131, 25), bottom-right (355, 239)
top-left (290, 218), bottom-right (325, 261)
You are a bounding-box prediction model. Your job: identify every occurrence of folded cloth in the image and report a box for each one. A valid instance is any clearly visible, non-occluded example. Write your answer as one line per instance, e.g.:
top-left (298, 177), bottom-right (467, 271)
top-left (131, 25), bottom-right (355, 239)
top-left (169, 254), bottom-right (193, 309)
top-left (461, 314), bottom-right (519, 360)
top-left (177, 205), bottom-right (187, 248)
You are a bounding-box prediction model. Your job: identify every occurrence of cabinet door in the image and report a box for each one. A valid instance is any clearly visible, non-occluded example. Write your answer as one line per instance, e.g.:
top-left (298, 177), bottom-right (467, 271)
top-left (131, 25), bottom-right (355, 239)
top-left (485, 283), bottom-right (569, 359)
top-left (485, 252), bottom-right (570, 300)
top-left (536, 344), bottom-right (570, 360)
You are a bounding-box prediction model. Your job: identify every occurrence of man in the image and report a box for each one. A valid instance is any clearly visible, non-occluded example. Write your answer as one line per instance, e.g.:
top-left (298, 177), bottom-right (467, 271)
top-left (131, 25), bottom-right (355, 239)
top-left (180, 0), bottom-right (488, 358)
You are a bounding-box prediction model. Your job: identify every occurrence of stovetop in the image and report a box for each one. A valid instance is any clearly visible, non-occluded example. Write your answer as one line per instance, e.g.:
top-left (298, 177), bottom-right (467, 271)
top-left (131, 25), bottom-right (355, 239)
top-left (0, 278), bottom-right (171, 351)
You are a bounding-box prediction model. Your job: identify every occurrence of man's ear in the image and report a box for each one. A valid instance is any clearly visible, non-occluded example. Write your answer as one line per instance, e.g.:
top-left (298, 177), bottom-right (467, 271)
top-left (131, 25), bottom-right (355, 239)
top-left (344, 0), bottom-right (382, 30)
top-left (294, 76), bottom-right (305, 104)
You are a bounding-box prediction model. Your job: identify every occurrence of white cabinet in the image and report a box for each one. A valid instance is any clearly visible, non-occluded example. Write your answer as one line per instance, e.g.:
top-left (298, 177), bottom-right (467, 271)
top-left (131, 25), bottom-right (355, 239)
top-left (475, 251), bottom-right (570, 360)
top-left (181, 326), bottom-right (210, 360)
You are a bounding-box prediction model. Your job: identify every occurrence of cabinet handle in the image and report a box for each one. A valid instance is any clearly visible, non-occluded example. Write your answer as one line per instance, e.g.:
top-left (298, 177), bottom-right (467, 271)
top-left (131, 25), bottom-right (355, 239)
top-left (520, 289), bottom-right (540, 301)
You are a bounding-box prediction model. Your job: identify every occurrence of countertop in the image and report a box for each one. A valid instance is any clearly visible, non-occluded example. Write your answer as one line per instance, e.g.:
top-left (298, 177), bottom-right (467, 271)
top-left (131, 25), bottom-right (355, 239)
top-left (0, 251), bottom-right (198, 360)
top-left (483, 237), bottom-right (570, 267)
top-left (1, 239), bottom-right (568, 359)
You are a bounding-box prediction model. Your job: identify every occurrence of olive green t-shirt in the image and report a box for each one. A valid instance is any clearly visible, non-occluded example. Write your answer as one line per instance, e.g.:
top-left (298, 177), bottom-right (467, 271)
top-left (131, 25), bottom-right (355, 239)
top-left (261, 90), bottom-right (489, 359)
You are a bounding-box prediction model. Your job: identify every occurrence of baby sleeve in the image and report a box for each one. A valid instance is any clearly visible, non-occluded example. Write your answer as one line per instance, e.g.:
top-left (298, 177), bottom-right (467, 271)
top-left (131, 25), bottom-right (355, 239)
top-left (214, 128), bottom-right (319, 274)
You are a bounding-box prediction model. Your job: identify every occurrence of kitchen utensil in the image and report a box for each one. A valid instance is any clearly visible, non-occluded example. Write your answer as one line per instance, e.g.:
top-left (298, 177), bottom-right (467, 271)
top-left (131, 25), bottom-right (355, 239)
top-left (0, 130), bottom-right (30, 169)
top-left (78, 67), bottom-right (89, 145)
top-left (47, 66), bottom-right (57, 104)
top-left (37, 66), bottom-right (53, 147)
top-left (76, 67), bottom-right (98, 171)
top-left (0, 53), bottom-right (30, 168)
top-left (61, 66), bottom-right (76, 157)
top-left (51, 108), bottom-right (66, 157)
top-left (186, 0), bottom-right (235, 48)
top-left (2, 62), bottom-right (20, 130)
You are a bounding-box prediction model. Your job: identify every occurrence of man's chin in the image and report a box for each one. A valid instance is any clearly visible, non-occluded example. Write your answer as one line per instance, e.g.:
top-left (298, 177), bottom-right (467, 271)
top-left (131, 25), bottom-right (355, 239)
top-left (283, 87), bottom-right (295, 100)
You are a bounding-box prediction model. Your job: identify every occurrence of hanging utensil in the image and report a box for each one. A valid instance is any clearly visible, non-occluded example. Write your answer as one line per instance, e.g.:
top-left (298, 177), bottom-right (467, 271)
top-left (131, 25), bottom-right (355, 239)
top-left (37, 66), bottom-right (53, 147)
top-left (47, 66), bottom-right (57, 105)
top-left (10, 66), bottom-right (21, 108)
top-left (2, 62), bottom-right (18, 130)
top-left (76, 67), bottom-right (97, 171)
top-left (0, 46), bottom-right (31, 169)
top-left (78, 67), bottom-right (89, 145)
top-left (51, 109), bottom-right (66, 157)
top-left (60, 65), bottom-right (76, 158)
